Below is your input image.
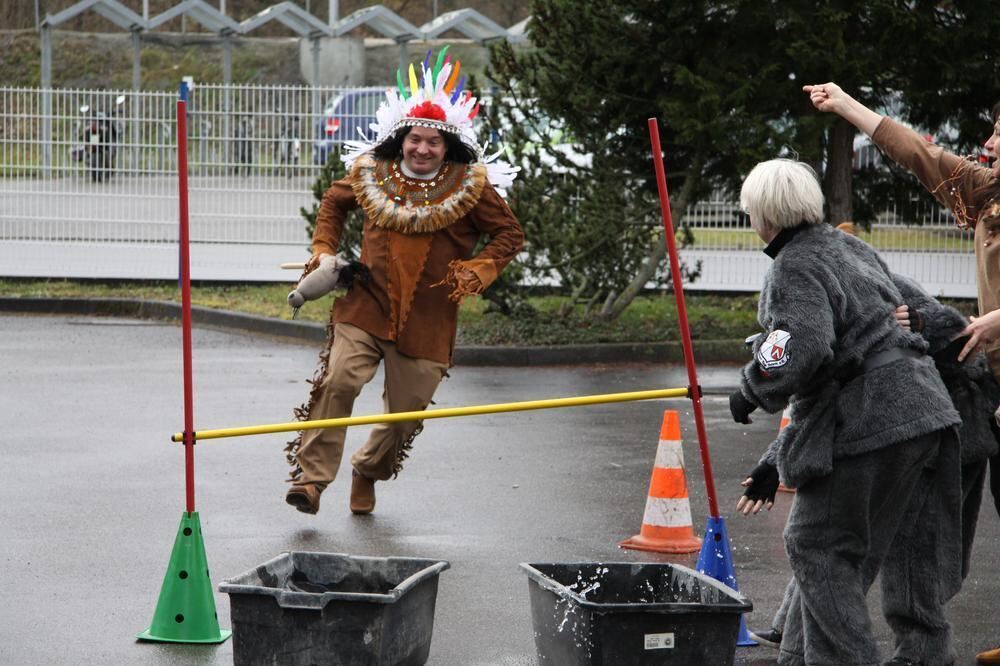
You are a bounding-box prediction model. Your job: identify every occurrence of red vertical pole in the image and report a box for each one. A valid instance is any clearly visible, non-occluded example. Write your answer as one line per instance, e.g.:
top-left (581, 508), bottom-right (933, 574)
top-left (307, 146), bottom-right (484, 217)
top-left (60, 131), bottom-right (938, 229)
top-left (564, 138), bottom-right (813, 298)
top-left (647, 118), bottom-right (720, 519)
top-left (178, 97), bottom-right (195, 514)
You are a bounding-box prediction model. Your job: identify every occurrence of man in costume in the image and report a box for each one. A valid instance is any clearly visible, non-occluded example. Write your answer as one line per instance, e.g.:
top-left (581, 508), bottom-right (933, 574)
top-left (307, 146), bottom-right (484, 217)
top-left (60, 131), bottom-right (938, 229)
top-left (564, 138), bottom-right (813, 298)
top-left (284, 48), bottom-right (524, 516)
top-left (728, 158), bottom-right (961, 666)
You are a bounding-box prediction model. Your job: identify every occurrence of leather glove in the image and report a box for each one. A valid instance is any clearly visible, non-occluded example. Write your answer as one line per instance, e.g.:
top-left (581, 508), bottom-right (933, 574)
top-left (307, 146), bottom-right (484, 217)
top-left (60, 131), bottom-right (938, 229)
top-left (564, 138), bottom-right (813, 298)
top-left (743, 462), bottom-right (779, 504)
top-left (729, 390), bottom-right (757, 424)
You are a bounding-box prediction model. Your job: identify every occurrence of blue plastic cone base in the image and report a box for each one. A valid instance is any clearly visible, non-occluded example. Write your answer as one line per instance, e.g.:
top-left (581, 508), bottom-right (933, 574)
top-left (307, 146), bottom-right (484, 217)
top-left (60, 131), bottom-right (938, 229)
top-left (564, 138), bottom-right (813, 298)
top-left (695, 515), bottom-right (757, 647)
top-left (735, 611), bottom-right (757, 647)
top-left (137, 511), bottom-right (231, 644)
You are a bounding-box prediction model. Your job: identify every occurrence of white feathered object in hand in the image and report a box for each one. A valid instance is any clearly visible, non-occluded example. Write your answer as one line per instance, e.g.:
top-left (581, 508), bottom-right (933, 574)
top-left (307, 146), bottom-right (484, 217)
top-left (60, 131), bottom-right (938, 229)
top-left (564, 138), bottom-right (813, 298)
top-left (287, 255), bottom-right (352, 308)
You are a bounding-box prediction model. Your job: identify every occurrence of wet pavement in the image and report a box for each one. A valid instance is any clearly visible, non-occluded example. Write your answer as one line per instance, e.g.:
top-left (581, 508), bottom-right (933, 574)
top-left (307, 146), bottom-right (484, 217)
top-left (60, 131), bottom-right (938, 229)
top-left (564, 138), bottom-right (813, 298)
top-left (2, 312), bottom-right (998, 665)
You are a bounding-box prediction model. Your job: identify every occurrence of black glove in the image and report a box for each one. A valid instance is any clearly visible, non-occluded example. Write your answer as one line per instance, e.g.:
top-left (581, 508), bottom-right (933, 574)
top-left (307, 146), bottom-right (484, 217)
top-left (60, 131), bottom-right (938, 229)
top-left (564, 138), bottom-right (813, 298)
top-left (729, 390), bottom-right (757, 424)
top-left (896, 304), bottom-right (925, 333)
top-left (933, 334), bottom-right (970, 365)
top-left (742, 462), bottom-right (780, 505)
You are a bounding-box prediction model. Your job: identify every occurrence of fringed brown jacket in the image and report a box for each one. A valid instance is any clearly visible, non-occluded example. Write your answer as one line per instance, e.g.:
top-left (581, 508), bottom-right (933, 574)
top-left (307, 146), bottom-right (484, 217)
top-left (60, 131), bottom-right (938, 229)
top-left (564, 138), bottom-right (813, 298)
top-left (310, 154), bottom-right (524, 364)
top-left (872, 118), bottom-right (1000, 377)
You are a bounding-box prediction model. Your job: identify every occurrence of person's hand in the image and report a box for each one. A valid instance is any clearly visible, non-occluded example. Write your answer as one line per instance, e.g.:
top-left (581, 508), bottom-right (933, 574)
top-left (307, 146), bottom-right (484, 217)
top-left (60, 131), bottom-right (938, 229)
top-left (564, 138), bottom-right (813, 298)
top-left (958, 309), bottom-right (1000, 361)
top-left (895, 304), bottom-right (911, 331)
top-left (736, 462), bottom-right (780, 516)
top-left (802, 82), bottom-right (850, 115)
top-left (446, 267), bottom-right (482, 303)
top-left (729, 390), bottom-right (757, 424)
top-left (305, 252), bottom-right (332, 273)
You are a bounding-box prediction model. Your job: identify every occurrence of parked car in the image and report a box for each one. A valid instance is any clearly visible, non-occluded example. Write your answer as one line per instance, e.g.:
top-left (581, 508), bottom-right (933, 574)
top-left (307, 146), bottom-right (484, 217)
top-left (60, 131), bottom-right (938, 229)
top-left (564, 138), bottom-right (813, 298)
top-left (313, 88), bottom-right (385, 165)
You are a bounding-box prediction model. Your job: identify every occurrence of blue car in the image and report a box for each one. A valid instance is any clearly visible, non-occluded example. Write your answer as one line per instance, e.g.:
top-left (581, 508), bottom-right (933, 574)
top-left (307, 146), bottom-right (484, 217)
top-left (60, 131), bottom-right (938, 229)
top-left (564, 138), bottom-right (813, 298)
top-left (313, 88), bottom-right (385, 165)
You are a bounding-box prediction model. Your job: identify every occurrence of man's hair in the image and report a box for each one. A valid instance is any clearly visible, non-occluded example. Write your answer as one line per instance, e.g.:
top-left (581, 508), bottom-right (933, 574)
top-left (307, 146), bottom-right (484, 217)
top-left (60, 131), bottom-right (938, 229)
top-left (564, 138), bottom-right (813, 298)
top-left (992, 101), bottom-right (1000, 125)
top-left (740, 159), bottom-right (825, 230)
top-left (371, 126), bottom-right (478, 164)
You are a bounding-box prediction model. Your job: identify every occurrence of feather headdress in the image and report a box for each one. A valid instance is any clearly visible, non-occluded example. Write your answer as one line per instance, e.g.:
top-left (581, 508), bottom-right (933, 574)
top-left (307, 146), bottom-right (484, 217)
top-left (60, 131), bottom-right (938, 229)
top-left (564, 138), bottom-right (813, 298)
top-left (342, 46), bottom-right (518, 193)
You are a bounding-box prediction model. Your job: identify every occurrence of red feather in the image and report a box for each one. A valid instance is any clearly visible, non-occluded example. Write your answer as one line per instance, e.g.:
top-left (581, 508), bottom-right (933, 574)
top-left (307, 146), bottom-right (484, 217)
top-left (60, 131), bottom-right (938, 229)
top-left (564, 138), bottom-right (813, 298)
top-left (407, 101), bottom-right (447, 122)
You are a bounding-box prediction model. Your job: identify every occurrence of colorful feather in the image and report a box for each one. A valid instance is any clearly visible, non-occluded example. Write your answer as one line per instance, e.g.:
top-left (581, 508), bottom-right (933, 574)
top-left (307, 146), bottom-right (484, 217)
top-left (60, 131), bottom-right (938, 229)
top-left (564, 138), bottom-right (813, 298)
top-left (396, 69), bottom-right (407, 99)
top-left (423, 64), bottom-right (436, 99)
top-left (445, 61), bottom-right (461, 93)
top-left (449, 75), bottom-right (466, 104)
top-left (435, 62), bottom-right (453, 96)
top-left (408, 63), bottom-right (419, 99)
top-left (432, 45), bottom-right (450, 84)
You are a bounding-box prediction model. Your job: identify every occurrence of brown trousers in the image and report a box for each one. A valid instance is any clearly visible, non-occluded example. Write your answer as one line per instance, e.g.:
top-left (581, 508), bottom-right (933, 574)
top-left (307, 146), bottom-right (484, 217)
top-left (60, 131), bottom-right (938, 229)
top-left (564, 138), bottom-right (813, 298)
top-left (295, 322), bottom-right (448, 489)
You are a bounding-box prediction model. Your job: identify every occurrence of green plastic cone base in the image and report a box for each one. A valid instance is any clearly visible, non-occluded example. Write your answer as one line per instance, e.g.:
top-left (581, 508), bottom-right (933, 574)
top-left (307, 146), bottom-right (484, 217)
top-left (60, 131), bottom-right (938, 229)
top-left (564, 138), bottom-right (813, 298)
top-left (137, 511), bottom-right (231, 644)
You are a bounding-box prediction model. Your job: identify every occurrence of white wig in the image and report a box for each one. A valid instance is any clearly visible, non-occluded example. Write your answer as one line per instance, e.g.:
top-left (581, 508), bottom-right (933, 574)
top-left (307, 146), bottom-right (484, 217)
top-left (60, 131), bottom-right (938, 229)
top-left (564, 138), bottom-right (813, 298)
top-left (740, 159), bottom-right (824, 230)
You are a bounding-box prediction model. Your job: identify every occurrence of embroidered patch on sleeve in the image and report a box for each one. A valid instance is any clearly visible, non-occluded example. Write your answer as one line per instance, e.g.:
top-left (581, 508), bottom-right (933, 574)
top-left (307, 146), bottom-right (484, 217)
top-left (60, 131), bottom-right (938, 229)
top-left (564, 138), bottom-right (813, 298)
top-left (757, 329), bottom-right (791, 369)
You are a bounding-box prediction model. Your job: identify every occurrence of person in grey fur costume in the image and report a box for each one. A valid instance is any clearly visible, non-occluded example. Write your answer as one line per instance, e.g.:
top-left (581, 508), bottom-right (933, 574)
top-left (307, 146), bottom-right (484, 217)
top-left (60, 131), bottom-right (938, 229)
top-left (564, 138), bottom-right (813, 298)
top-left (729, 158), bottom-right (962, 666)
top-left (755, 271), bottom-right (1000, 666)
top-left (880, 275), bottom-right (999, 665)
top-left (803, 82), bottom-right (1000, 665)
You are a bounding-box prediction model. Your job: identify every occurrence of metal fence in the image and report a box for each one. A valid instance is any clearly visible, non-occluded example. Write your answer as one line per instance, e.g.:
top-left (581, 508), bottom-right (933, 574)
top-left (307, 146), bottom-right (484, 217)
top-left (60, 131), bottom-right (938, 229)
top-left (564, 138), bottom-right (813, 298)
top-left (0, 85), bottom-right (978, 294)
top-left (0, 85), bottom-right (391, 280)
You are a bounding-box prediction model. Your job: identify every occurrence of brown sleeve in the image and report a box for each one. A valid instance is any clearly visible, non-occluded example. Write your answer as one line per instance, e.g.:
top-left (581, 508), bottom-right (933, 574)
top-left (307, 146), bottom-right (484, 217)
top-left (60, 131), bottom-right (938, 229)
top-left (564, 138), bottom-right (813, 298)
top-left (311, 177), bottom-right (359, 257)
top-left (462, 182), bottom-right (525, 289)
top-left (871, 117), bottom-right (992, 219)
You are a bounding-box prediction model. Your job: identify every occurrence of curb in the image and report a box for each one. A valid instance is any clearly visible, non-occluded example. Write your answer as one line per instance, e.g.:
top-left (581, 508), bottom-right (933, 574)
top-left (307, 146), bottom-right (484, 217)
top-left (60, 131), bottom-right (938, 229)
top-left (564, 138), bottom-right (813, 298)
top-left (0, 297), bottom-right (750, 366)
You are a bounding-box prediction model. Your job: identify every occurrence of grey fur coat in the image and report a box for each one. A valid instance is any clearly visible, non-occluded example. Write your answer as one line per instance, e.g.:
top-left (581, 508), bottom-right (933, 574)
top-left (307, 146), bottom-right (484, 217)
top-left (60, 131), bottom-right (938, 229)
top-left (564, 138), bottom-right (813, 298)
top-left (894, 274), bottom-right (1000, 466)
top-left (740, 223), bottom-right (960, 487)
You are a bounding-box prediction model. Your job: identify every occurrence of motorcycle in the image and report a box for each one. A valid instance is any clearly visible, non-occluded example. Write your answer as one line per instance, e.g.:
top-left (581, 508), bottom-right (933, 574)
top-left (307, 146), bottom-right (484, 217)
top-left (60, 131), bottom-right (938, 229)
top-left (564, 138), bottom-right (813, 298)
top-left (71, 95), bottom-right (125, 182)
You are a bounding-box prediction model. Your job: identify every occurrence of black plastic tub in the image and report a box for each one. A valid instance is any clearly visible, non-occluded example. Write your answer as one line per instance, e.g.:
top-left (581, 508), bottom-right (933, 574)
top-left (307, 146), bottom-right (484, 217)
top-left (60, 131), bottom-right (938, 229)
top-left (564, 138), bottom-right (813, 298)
top-left (520, 561), bottom-right (753, 665)
top-left (220, 552), bottom-right (449, 666)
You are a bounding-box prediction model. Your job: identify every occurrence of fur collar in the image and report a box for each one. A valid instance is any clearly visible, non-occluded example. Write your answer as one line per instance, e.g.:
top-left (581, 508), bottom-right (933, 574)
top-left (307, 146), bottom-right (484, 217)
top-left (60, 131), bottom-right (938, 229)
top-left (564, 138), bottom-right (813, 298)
top-left (351, 154), bottom-right (487, 234)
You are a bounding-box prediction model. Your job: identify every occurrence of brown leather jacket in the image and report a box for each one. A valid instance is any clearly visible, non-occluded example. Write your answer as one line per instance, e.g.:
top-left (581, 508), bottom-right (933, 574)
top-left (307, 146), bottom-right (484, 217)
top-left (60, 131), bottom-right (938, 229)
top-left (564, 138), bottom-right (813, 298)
top-left (872, 117), bottom-right (1000, 378)
top-left (311, 155), bottom-right (524, 364)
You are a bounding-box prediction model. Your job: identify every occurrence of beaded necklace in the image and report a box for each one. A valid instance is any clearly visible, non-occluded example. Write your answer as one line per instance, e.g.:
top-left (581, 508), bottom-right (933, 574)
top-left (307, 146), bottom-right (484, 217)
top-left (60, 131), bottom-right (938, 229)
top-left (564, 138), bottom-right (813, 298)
top-left (353, 154), bottom-right (486, 233)
top-left (374, 160), bottom-right (454, 207)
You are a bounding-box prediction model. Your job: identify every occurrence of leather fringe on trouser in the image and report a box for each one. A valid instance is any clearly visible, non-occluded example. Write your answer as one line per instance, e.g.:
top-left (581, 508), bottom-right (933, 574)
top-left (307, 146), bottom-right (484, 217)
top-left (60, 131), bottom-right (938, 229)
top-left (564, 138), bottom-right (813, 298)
top-left (284, 312), bottom-right (337, 484)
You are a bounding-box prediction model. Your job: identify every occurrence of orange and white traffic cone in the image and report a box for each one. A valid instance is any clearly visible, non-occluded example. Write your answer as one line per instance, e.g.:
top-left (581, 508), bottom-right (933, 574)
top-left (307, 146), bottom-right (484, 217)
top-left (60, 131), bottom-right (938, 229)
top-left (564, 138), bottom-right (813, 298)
top-left (777, 406), bottom-right (794, 493)
top-left (620, 410), bottom-right (701, 554)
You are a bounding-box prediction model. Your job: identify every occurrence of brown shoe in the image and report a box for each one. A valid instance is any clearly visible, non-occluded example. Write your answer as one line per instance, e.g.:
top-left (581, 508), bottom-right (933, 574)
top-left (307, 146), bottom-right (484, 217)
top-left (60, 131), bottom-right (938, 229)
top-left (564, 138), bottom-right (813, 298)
top-left (978, 646), bottom-right (1000, 664)
top-left (285, 484), bottom-right (320, 515)
top-left (350, 469), bottom-right (376, 514)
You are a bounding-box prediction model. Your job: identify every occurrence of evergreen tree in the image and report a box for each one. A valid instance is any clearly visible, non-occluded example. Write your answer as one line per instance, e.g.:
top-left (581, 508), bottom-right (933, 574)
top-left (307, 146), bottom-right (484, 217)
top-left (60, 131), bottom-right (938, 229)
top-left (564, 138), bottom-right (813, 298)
top-left (489, 0), bottom-right (792, 320)
top-left (489, 0), bottom-right (1000, 321)
top-left (300, 150), bottom-right (363, 260)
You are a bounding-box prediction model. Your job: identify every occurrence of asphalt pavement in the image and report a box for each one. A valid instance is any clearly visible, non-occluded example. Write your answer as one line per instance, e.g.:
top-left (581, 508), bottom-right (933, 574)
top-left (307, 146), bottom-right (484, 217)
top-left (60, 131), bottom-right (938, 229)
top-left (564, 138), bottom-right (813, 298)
top-left (2, 313), bottom-right (998, 665)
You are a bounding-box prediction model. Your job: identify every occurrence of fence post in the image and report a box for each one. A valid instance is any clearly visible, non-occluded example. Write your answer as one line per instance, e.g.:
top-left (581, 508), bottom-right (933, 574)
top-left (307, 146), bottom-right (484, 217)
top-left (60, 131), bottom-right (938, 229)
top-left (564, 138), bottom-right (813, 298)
top-left (40, 25), bottom-right (52, 177)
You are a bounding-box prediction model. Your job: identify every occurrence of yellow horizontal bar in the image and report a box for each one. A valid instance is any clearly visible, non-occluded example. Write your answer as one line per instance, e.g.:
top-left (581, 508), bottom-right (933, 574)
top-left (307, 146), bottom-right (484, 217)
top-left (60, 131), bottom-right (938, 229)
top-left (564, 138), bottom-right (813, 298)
top-left (171, 387), bottom-right (690, 442)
